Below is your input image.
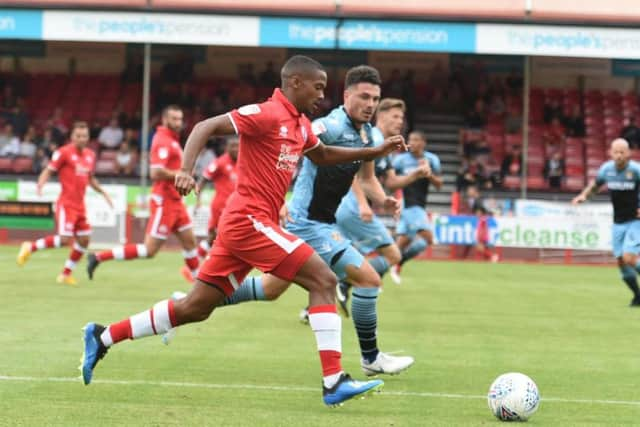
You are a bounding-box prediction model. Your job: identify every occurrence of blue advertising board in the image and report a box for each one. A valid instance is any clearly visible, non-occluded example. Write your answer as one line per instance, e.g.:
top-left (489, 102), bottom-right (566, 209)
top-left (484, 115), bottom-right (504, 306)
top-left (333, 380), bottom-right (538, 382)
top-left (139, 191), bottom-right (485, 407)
top-left (0, 9), bottom-right (42, 40)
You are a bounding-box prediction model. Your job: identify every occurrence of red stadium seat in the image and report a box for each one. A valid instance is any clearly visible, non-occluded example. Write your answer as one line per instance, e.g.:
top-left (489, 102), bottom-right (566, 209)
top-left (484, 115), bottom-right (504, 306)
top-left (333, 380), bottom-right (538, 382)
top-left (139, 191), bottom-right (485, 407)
top-left (94, 159), bottom-right (117, 176)
top-left (503, 175), bottom-right (521, 190)
top-left (564, 176), bottom-right (585, 191)
top-left (0, 157), bottom-right (12, 172)
top-left (12, 157), bottom-right (33, 174)
top-left (99, 150), bottom-right (118, 161)
top-left (526, 176), bottom-right (547, 190)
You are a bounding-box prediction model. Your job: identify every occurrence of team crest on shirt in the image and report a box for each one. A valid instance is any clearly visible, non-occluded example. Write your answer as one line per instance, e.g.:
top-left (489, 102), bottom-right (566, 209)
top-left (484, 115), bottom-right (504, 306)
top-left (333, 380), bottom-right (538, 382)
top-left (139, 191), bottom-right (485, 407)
top-left (627, 171), bottom-right (633, 179)
top-left (312, 121), bottom-right (326, 136)
top-left (238, 104), bottom-right (261, 115)
top-left (331, 231), bottom-right (343, 242)
top-left (360, 128), bottom-right (370, 145)
top-left (279, 126), bottom-right (288, 137)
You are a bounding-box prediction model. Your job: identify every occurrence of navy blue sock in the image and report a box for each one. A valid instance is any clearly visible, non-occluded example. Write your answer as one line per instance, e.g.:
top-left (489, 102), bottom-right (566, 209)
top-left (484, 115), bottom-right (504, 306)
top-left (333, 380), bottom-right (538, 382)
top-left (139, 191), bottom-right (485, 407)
top-left (369, 255), bottom-right (390, 277)
top-left (351, 287), bottom-right (379, 363)
top-left (220, 276), bottom-right (265, 306)
top-left (620, 265), bottom-right (640, 297)
top-left (400, 238), bottom-right (428, 266)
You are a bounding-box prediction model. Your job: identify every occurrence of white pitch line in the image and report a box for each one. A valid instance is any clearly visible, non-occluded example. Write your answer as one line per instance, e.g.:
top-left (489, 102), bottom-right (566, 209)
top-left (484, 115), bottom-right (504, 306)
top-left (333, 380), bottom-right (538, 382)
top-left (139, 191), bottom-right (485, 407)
top-left (1, 375), bottom-right (639, 407)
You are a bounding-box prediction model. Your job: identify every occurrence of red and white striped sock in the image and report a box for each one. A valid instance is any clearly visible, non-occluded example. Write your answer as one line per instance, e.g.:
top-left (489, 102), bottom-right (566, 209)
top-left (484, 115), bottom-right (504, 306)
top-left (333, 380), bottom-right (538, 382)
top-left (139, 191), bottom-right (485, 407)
top-left (62, 242), bottom-right (87, 276)
top-left (308, 304), bottom-right (344, 388)
top-left (31, 235), bottom-right (62, 252)
top-left (99, 299), bottom-right (177, 347)
top-left (95, 244), bottom-right (148, 262)
top-left (183, 249), bottom-right (199, 277)
top-left (197, 240), bottom-right (210, 259)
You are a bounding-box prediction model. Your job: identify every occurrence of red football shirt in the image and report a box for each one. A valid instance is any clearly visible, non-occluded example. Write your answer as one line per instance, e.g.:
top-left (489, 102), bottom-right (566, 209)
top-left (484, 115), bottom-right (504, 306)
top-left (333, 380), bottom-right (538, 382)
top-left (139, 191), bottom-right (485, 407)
top-left (203, 153), bottom-right (237, 206)
top-left (224, 88), bottom-right (320, 221)
top-left (150, 126), bottom-right (183, 202)
top-left (47, 142), bottom-right (95, 210)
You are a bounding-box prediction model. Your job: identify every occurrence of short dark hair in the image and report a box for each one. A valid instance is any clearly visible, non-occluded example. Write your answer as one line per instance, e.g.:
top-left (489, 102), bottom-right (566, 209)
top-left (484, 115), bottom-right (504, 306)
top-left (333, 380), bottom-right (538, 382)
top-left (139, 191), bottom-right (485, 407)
top-left (162, 104), bottom-right (182, 117)
top-left (345, 65), bottom-right (381, 89)
top-left (409, 130), bottom-right (427, 142)
top-left (70, 121), bottom-right (88, 133)
top-left (281, 55), bottom-right (324, 83)
top-left (378, 98), bottom-right (406, 113)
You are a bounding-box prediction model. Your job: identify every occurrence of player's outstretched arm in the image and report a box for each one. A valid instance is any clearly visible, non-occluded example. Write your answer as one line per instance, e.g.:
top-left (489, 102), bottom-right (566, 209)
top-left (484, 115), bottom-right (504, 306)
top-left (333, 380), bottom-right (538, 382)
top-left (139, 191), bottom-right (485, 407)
top-left (177, 115), bottom-right (236, 196)
top-left (36, 167), bottom-right (52, 196)
top-left (571, 180), bottom-right (598, 205)
top-left (89, 175), bottom-right (114, 208)
top-left (306, 135), bottom-right (406, 166)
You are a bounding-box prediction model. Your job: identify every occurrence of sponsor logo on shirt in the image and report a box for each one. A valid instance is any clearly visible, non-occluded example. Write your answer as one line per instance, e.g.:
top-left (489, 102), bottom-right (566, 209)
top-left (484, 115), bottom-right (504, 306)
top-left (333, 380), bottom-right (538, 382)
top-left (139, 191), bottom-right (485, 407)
top-left (276, 144), bottom-right (300, 172)
top-left (607, 181), bottom-right (635, 190)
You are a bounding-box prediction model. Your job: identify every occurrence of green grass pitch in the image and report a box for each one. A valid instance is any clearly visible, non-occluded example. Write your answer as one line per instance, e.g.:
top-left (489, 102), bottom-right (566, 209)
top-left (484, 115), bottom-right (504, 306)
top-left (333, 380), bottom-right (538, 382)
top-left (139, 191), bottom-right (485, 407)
top-left (1, 245), bottom-right (639, 426)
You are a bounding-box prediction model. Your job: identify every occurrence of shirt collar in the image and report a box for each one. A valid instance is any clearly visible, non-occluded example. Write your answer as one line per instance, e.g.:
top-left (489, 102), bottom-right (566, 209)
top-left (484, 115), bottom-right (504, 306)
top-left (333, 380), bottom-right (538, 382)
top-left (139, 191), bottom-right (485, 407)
top-left (157, 125), bottom-right (179, 140)
top-left (271, 88), bottom-right (301, 118)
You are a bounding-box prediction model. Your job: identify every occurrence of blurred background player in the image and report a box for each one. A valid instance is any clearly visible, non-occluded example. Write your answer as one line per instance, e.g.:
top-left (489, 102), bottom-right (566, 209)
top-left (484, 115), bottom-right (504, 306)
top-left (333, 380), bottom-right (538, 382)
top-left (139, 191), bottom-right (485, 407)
top-left (215, 66), bottom-right (415, 377)
top-left (195, 136), bottom-right (239, 260)
top-left (80, 56), bottom-right (404, 406)
top-left (16, 121), bottom-right (113, 285)
top-left (335, 98), bottom-right (432, 313)
top-left (389, 130), bottom-right (442, 284)
top-left (572, 138), bottom-right (640, 306)
top-left (461, 185), bottom-right (498, 262)
top-left (86, 105), bottom-right (200, 283)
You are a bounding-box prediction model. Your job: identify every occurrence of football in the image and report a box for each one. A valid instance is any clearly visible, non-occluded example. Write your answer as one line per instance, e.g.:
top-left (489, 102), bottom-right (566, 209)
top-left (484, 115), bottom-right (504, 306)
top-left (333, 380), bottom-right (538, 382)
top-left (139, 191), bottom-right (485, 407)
top-left (487, 372), bottom-right (540, 421)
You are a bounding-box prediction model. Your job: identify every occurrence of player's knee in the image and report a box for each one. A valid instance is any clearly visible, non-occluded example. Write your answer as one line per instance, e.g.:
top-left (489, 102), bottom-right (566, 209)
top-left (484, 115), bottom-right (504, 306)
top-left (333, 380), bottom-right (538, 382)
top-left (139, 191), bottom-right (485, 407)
top-left (178, 299), bottom-right (214, 322)
top-left (622, 253), bottom-right (636, 267)
top-left (59, 235), bottom-right (72, 246)
top-left (146, 244), bottom-right (159, 258)
top-left (385, 246), bottom-right (402, 266)
top-left (315, 268), bottom-right (338, 293)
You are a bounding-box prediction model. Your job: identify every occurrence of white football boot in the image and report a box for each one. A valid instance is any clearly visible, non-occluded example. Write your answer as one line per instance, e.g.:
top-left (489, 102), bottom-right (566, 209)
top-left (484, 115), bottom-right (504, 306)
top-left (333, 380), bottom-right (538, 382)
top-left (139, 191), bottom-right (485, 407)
top-left (361, 352), bottom-right (414, 376)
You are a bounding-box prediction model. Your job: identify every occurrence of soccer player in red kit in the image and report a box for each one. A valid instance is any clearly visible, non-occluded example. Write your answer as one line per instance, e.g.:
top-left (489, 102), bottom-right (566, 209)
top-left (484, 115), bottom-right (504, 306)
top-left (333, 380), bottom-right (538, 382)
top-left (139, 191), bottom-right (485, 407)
top-left (81, 56), bottom-right (405, 406)
top-left (17, 122), bottom-right (113, 285)
top-left (86, 105), bottom-right (200, 283)
top-left (195, 136), bottom-right (239, 260)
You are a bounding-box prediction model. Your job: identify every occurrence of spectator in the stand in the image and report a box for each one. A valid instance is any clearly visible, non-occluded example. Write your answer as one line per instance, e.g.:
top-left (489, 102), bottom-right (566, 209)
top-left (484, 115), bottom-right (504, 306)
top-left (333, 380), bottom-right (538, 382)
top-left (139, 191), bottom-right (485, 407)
top-left (501, 145), bottom-right (523, 179)
top-left (544, 117), bottom-right (566, 148)
top-left (505, 67), bottom-right (523, 95)
top-left (1, 84), bottom-right (17, 114)
top-left (50, 107), bottom-right (69, 136)
top-left (10, 97), bottom-right (29, 136)
top-left (620, 116), bottom-right (640, 149)
top-left (178, 82), bottom-right (196, 109)
top-left (115, 141), bottom-right (135, 176)
top-left (544, 151), bottom-right (565, 189)
top-left (19, 125), bottom-right (38, 158)
top-left (121, 54), bottom-right (143, 84)
top-left (229, 80), bottom-right (256, 108)
top-left (259, 61), bottom-right (279, 88)
top-left (504, 105), bottom-right (523, 135)
top-left (543, 98), bottom-right (564, 124)
top-left (384, 69), bottom-right (404, 99)
top-left (563, 105), bottom-right (586, 137)
top-left (90, 120), bottom-right (103, 140)
top-left (488, 93), bottom-right (506, 116)
top-left (33, 147), bottom-right (49, 173)
top-left (122, 128), bottom-right (140, 151)
top-left (466, 99), bottom-right (487, 129)
top-left (456, 157), bottom-right (490, 191)
top-left (0, 123), bottom-right (20, 157)
top-left (98, 117), bottom-right (124, 149)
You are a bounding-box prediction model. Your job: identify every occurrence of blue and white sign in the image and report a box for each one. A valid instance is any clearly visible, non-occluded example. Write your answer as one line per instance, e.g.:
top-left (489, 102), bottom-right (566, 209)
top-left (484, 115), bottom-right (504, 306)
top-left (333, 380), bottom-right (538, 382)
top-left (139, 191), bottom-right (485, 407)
top-left (0, 9), bottom-right (42, 40)
top-left (42, 11), bottom-right (259, 46)
top-left (433, 215), bottom-right (498, 246)
top-left (477, 23), bottom-right (640, 60)
top-left (260, 17), bottom-right (476, 53)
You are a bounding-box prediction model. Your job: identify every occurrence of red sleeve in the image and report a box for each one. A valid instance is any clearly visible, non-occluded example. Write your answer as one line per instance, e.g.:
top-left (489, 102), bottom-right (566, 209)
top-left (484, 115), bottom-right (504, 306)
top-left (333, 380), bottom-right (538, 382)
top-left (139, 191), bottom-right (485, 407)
top-left (47, 149), bottom-right (65, 171)
top-left (202, 158), bottom-right (220, 181)
top-left (227, 103), bottom-right (274, 138)
top-left (150, 140), bottom-right (169, 169)
top-left (303, 120), bottom-right (321, 153)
